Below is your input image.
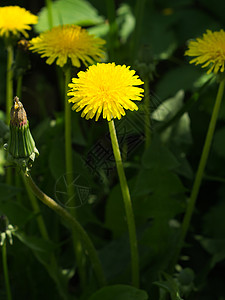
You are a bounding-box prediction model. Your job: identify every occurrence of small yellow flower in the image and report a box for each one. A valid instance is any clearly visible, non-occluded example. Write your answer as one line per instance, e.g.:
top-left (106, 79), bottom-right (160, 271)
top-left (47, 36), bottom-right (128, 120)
top-left (0, 6), bottom-right (38, 38)
top-left (29, 25), bottom-right (105, 68)
top-left (67, 63), bottom-right (144, 121)
top-left (185, 29), bottom-right (225, 74)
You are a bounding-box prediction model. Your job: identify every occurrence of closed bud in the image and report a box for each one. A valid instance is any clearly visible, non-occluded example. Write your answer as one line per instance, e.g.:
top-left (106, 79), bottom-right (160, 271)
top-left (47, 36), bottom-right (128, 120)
top-left (4, 96), bottom-right (39, 172)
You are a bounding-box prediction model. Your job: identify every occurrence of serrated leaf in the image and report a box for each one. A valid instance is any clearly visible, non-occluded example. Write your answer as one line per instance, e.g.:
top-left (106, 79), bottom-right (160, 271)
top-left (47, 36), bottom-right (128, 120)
top-left (35, 0), bottom-right (104, 33)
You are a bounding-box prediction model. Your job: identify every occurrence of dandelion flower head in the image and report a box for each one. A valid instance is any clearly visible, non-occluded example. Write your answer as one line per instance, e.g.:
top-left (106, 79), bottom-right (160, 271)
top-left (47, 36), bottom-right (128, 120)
top-left (185, 29), bottom-right (225, 74)
top-left (29, 25), bottom-right (105, 68)
top-left (0, 6), bottom-right (38, 38)
top-left (67, 63), bottom-right (144, 121)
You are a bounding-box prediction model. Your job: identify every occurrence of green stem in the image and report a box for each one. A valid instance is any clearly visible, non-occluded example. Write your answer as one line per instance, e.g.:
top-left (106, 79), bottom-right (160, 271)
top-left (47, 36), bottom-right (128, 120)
top-left (108, 120), bottom-right (139, 287)
top-left (64, 67), bottom-right (74, 200)
top-left (204, 174), bottom-right (225, 184)
top-left (6, 45), bottom-right (13, 125)
top-left (15, 173), bottom-right (22, 204)
top-left (6, 45), bottom-right (14, 185)
top-left (64, 67), bottom-right (87, 288)
top-left (23, 173), bottom-right (106, 287)
top-left (144, 78), bottom-right (151, 148)
top-left (181, 79), bottom-right (225, 241)
top-left (15, 76), bottom-right (23, 202)
top-left (130, 0), bottom-right (147, 59)
top-left (45, 0), bottom-right (53, 29)
top-left (2, 241), bottom-right (12, 300)
top-left (106, 0), bottom-right (118, 60)
top-left (161, 79), bottom-right (225, 273)
top-left (22, 175), bottom-right (49, 239)
top-left (16, 75), bottom-right (23, 99)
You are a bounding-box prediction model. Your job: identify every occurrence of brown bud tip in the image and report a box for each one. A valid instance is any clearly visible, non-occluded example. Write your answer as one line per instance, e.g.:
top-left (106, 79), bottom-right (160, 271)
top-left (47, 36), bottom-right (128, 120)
top-left (18, 39), bottom-right (30, 51)
top-left (10, 96), bottom-right (27, 127)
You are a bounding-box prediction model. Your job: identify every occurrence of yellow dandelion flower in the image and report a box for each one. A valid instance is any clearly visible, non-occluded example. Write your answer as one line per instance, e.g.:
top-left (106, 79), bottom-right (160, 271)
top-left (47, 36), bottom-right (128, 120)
top-left (29, 25), bottom-right (105, 68)
top-left (0, 6), bottom-right (38, 38)
top-left (67, 63), bottom-right (144, 121)
top-left (185, 29), bottom-right (225, 74)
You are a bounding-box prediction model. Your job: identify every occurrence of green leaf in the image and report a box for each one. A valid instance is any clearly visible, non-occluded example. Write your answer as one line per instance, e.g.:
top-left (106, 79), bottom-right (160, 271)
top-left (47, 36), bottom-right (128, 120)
top-left (87, 22), bottom-right (109, 37)
top-left (49, 137), bottom-right (65, 180)
top-left (105, 183), bottom-right (126, 238)
top-left (0, 148), bottom-right (6, 175)
top-left (141, 136), bottom-right (180, 170)
top-left (14, 231), bottom-right (55, 255)
top-left (117, 4), bottom-right (135, 43)
top-left (154, 91), bottom-right (193, 179)
top-left (154, 272), bottom-right (183, 300)
top-left (99, 236), bottom-right (130, 280)
top-left (88, 285), bottom-right (148, 300)
top-left (213, 127), bottom-right (225, 159)
top-left (198, 237), bottom-right (225, 268)
top-left (132, 137), bottom-right (185, 269)
top-left (155, 66), bottom-right (202, 100)
top-left (152, 90), bottom-right (185, 122)
top-left (35, 0), bottom-right (104, 33)
top-left (141, 10), bottom-right (177, 58)
top-left (203, 200), bottom-right (225, 239)
top-left (175, 8), bottom-right (219, 45)
top-left (14, 231), bottom-right (70, 299)
top-left (0, 119), bottom-right (9, 138)
top-left (0, 200), bottom-right (34, 227)
top-left (178, 268), bottom-right (195, 286)
top-left (71, 113), bottom-right (86, 146)
top-left (0, 183), bottom-right (20, 200)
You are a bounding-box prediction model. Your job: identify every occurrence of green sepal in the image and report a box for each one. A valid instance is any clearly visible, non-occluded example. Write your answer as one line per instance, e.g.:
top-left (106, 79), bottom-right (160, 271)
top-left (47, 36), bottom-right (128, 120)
top-left (8, 122), bottom-right (35, 158)
top-left (4, 121), bottom-right (39, 173)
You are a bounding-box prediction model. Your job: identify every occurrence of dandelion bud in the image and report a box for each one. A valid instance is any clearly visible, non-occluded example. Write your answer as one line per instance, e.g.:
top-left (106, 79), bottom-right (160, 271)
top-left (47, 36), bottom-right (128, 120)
top-left (4, 96), bottom-right (39, 172)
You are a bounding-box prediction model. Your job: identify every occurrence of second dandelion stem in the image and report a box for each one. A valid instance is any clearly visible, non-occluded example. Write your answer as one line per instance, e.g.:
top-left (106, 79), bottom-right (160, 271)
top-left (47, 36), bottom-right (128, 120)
top-left (2, 241), bottom-right (12, 300)
top-left (108, 119), bottom-right (139, 287)
top-left (168, 78), bottom-right (225, 272)
top-left (64, 66), bottom-right (74, 202)
top-left (64, 67), bottom-right (87, 288)
top-left (181, 78), bottom-right (225, 242)
top-left (144, 78), bottom-right (151, 148)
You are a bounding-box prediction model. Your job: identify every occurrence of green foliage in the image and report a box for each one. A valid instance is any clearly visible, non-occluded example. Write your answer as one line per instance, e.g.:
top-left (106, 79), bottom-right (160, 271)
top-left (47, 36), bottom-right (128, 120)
top-left (35, 0), bottom-right (104, 33)
top-left (88, 284), bottom-right (148, 300)
top-left (0, 0), bottom-right (225, 299)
